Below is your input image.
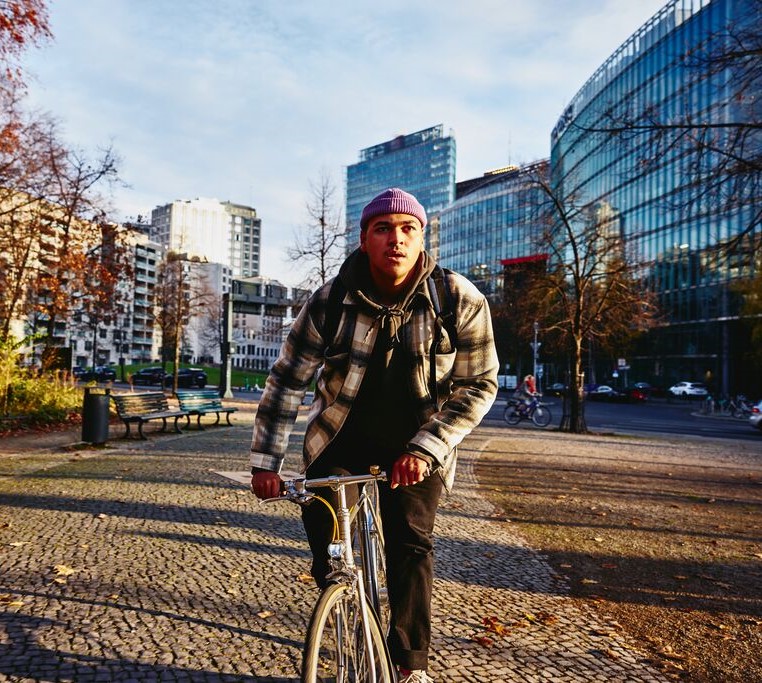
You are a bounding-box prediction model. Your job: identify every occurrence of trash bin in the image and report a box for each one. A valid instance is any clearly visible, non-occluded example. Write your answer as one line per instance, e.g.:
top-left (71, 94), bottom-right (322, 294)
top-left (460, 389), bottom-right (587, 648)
top-left (82, 386), bottom-right (110, 445)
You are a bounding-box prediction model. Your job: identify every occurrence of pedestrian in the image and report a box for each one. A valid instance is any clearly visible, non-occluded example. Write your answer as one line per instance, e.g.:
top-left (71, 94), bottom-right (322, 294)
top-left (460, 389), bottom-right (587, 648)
top-left (250, 187), bottom-right (499, 683)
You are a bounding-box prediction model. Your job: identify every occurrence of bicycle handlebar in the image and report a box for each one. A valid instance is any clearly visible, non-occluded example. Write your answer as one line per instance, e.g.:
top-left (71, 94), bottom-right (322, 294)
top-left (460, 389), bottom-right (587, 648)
top-left (260, 468), bottom-right (388, 506)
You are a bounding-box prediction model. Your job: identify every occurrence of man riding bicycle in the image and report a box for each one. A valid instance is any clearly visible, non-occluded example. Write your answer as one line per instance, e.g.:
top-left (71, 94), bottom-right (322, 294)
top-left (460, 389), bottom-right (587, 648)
top-left (250, 188), bottom-right (498, 683)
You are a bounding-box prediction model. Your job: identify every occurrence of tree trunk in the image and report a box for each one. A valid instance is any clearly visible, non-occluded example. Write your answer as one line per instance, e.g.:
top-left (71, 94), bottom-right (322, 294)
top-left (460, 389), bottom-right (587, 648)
top-left (560, 337), bottom-right (588, 433)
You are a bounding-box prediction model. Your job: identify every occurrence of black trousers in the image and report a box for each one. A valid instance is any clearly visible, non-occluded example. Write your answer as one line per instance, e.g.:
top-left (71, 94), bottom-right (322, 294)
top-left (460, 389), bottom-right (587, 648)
top-left (301, 450), bottom-right (443, 671)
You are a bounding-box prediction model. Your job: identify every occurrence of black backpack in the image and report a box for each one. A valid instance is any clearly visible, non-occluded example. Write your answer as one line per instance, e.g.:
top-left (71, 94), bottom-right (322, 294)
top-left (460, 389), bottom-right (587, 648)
top-left (321, 265), bottom-right (457, 402)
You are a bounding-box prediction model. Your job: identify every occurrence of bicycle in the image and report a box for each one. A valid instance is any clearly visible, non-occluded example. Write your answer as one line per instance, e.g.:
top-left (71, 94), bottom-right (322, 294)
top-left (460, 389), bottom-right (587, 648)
top-left (503, 395), bottom-right (552, 427)
top-left (261, 466), bottom-right (395, 683)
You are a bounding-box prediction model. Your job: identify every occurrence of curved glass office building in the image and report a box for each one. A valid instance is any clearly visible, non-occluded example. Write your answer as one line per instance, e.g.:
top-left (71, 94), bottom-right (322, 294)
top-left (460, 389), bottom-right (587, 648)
top-left (438, 161), bottom-right (548, 299)
top-left (550, 0), bottom-right (760, 394)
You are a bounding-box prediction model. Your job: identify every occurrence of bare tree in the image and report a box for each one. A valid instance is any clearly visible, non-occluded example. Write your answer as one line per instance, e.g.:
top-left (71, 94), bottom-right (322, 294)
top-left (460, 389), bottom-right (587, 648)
top-left (287, 171), bottom-right (345, 289)
top-left (154, 253), bottom-right (215, 393)
top-left (523, 165), bottom-right (660, 433)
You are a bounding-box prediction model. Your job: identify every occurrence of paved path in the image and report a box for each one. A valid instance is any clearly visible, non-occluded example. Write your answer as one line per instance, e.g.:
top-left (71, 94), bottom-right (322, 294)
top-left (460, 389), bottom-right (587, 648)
top-left (0, 412), bottom-right (667, 681)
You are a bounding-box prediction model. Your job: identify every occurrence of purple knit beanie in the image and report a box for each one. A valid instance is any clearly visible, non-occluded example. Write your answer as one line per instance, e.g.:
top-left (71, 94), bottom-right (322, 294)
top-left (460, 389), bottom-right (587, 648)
top-left (360, 188), bottom-right (427, 230)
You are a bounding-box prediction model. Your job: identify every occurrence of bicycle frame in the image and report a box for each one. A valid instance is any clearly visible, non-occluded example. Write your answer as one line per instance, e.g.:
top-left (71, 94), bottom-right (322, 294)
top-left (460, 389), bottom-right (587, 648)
top-left (263, 468), bottom-right (394, 682)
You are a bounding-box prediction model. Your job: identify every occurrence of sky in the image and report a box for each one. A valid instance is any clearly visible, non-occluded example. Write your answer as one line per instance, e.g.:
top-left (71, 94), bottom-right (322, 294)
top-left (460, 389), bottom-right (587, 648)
top-left (23, 0), bottom-right (669, 286)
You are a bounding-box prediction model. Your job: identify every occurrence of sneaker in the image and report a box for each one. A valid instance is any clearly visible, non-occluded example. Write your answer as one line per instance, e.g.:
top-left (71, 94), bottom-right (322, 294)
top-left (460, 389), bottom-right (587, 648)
top-left (398, 670), bottom-right (433, 683)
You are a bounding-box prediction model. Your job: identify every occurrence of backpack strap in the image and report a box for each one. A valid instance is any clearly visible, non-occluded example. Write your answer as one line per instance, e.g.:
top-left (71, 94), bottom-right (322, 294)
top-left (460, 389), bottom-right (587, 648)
top-left (427, 265), bottom-right (457, 348)
top-left (426, 265), bottom-right (457, 404)
top-left (321, 277), bottom-right (346, 347)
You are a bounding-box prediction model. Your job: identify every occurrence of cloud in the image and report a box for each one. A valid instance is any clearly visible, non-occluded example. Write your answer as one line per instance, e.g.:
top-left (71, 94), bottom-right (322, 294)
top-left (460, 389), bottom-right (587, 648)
top-left (22, 0), bottom-right (668, 285)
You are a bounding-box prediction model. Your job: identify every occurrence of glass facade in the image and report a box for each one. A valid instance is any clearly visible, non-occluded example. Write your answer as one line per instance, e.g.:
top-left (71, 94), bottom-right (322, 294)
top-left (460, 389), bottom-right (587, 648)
top-left (438, 161), bottom-right (548, 298)
top-left (345, 125), bottom-right (456, 252)
top-left (550, 0), bottom-right (760, 394)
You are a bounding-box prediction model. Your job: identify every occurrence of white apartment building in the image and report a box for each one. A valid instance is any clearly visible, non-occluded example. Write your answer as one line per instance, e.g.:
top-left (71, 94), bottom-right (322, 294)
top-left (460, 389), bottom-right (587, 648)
top-left (150, 198), bottom-right (261, 278)
top-left (69, 227), bottom-right (164, 369)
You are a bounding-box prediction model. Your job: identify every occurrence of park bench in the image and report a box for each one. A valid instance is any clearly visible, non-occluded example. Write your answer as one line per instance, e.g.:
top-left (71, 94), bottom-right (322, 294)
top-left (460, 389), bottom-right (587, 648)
top-left (111, 391), bottom-right (189, 440)
top-left (176, 389), bottom-right (238, 429)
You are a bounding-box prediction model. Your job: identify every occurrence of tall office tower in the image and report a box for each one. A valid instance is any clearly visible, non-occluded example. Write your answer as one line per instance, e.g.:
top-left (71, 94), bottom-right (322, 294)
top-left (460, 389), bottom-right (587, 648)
top-left (438, 161), bottom-right (548, 300)
top-left (550, 0), bottom-right (760, 394)
top-left (345, 124), bottom-right (456, 252)
top-left (150, 198), bottom-right (261, 277)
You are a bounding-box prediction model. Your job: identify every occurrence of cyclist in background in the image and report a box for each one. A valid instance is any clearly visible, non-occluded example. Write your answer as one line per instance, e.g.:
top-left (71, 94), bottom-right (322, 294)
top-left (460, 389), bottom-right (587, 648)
top-left (514, 374), bottom-right (538, 411)
top-left (249, 188), bottom-right (499, 683)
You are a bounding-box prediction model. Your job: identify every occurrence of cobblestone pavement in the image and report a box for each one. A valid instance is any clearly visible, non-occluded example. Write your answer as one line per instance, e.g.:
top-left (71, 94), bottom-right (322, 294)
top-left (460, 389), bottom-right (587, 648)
top-left (0, 411), bottom-right (667, 682)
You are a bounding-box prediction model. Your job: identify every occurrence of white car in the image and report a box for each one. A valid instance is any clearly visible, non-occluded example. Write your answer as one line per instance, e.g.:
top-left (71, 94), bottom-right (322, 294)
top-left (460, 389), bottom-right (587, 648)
top-left (750, 401), bottom-right (762, 432)
top-left (668, 381), bottom-right (709, 398)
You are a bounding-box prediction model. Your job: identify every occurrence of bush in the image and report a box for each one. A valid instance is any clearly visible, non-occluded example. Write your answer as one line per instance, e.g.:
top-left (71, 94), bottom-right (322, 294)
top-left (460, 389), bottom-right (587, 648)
top-left (1, 337), bottom-right (82, 428)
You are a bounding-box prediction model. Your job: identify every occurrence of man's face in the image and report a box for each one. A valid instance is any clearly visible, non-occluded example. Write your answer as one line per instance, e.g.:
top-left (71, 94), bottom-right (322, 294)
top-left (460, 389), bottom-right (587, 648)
top-left (360, 213), bottom-right (424, 290)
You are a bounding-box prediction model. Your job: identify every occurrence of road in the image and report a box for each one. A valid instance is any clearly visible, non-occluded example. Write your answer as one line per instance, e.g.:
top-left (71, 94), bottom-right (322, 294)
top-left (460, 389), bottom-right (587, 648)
top-left (106, 382), bottom-right (760, 443)
top-left (485, 393), bottom-right (761, 443)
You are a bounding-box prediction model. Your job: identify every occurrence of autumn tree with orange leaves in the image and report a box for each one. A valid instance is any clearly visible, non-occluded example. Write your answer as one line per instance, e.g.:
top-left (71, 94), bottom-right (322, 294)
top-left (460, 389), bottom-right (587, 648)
top-left (0, 1), bottom-right (126, 365)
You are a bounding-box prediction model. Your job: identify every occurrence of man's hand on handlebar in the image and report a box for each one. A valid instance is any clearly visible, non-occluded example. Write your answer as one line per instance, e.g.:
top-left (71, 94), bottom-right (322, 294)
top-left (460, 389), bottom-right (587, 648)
top-left (251, 470), bottom-right (283, 500)
top-left (390, 453), bottom-right (430, 489)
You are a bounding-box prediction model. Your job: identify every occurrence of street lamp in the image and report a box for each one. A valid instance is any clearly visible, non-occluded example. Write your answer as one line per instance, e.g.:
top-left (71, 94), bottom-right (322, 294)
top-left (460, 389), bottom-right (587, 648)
top-left (532, 321), bottom-right (540, 386)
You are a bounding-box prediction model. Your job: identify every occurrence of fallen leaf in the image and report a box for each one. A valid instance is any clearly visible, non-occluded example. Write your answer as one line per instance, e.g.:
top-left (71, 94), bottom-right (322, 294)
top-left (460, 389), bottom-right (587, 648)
top-left (482, 616), bottom-right (508, 635)
top-left (257, 610), bottom-right (274, 619)
top-left (593, 628), bottom-right (617, 637)
top-left (53, 565), bottom-right (76, 576)
top-left (593, 537), bottom-right (604, 543)
top-left (474, 635), bottom-right (494, 647)
top-left (296, 573), bottom-right (313, 584)
top-left (581, 578), bottom-right (599, 585)
top-left (536, 611), bottom-right (558, 626)
top-left (8, 541), bottom-right (29, 547)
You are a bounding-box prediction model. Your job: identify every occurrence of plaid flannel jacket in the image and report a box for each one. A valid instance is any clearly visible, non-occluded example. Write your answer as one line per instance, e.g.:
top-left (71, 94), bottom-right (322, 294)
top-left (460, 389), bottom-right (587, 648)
top-left (249, 268), bottom-right (499, 491)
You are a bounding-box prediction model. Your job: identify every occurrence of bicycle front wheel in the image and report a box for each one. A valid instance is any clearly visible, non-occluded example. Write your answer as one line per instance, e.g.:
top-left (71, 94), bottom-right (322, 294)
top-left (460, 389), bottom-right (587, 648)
top-left (302, 582), bottom-right (394, 683)
top-left (504, 406), bottom-right (522, 425)
top-left (532, 405), bottom-right (552, 427)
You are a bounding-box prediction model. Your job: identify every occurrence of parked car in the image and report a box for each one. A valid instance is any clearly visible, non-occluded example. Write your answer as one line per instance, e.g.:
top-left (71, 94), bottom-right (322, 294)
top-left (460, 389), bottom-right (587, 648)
top-left (588, 385), bottom-right (627, 402)
top-left (668, 381), bottom-right (709, 399)
top-left (75, 365), bottom-right (116, 382)
top-left (545, 383), bottom-right (567, 397)
top-left (71, 366), bottom-right (87, 380)
top-left (164, 367), bottom-right (207, 389)
top-left (750, 401), bottom-right (762, 432)
top-left (623, 386), bottom-right (648, 402)
top-left (131, 367), bottom-right (168, 386)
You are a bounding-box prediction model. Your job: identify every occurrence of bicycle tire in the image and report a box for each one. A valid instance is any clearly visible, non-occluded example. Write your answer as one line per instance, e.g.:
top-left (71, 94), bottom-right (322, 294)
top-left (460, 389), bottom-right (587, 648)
top-left (532, 405), bottom-right (552, 427)
top-left (504, 407), bottom-right (522, 425)
top-left (301, 582), bottom-right (394, 683)
top-left (358, 491), bottom-right (389, 632)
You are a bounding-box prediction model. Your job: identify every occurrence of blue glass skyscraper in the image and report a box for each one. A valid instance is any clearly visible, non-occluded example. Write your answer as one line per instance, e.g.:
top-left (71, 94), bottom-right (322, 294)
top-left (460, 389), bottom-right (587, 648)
top-left (345, 125), bottom-right (456, 252)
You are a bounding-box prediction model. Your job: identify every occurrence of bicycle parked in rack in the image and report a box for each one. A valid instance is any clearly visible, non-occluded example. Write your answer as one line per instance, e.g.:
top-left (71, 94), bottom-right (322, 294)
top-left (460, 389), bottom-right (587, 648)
top-left (504, 395), bottom-right (552, 427)
top-left (262, 466), bottom-right (395, 683)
